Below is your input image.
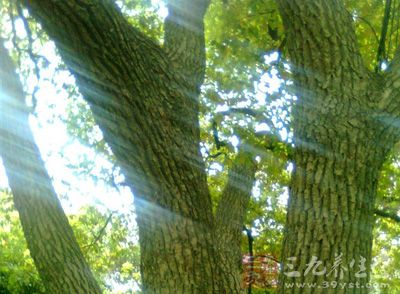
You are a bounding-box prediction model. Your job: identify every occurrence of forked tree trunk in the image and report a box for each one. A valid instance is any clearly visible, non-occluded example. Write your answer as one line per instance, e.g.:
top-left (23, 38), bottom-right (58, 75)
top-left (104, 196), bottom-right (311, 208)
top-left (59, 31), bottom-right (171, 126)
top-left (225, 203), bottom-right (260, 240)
top-left (20, 0), bottom-right (254, 292)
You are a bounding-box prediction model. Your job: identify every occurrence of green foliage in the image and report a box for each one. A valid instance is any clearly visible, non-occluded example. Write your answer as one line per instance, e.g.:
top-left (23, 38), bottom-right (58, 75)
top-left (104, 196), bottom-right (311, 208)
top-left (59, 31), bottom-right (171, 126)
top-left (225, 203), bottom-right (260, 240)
top-left (344, 0), bottom-right (400, 70)
top-left (0, 191), bottom-right (140, 293)
top-left (373, 149), bottom-right (400, 292)
top-left (0, 191), bottom-right (44, 294)
top-left (119, 0), bottom-right (164, 42)
top-left (69, 206), bottom-right (141, 291)
top-left (372, 217), bottom-right (400, 293)
top-left (205, 0), bottom-right (283, 95)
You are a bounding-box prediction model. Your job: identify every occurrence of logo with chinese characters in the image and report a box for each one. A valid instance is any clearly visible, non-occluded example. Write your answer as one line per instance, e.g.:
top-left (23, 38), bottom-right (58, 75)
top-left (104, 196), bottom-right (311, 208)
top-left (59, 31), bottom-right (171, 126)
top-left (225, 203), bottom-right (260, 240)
top-left (283, 253), bottom-right (367, 279)
top-left (242, 254), bottom-right (279, 289)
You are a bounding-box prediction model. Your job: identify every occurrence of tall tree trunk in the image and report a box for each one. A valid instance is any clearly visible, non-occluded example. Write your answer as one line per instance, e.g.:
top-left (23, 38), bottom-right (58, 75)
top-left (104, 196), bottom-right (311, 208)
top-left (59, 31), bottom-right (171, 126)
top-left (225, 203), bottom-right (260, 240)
top-left (277, 1), bottom-right (398, 293)
top-left (281, 140), bottom-right (389, 293)
top-left (0, 42), bottom-right (101, 293)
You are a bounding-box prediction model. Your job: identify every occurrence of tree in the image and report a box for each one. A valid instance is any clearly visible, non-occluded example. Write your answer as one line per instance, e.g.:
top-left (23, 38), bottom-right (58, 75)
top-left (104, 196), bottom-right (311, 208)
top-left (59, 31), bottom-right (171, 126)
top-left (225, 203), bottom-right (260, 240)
top-left (276, 0), bottom-right (400, 292)
top-left (3, 0), bottom-right (400, 293)
top-left (6, 0), bottom-right (257, 292)
top-left (0, 40), bottom-right (102, 292)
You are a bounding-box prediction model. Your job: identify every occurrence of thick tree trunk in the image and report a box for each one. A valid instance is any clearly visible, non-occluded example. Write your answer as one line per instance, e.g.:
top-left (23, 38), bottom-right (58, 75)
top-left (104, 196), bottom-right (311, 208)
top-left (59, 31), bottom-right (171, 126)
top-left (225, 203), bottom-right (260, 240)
top-left (0, 42), bottom-right (101, 293)
top-left (280, 139), bottom-right (388, 293)
top-left (277, 1), bottom-right (398, 293)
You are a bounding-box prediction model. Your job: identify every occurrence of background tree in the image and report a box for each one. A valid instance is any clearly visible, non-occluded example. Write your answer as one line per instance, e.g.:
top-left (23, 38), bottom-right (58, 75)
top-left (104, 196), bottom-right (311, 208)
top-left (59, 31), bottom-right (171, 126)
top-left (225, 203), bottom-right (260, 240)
top-left (0, 39), bottom-right (101, 292)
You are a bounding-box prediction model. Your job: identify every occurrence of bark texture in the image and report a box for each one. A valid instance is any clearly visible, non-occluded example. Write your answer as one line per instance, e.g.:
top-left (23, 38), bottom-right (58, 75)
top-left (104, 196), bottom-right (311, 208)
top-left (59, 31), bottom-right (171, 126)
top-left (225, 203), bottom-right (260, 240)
top-left (215, 148), bottom-right (257, 291)
top-left (21, 0), bottom-right (255, 292)
top-left (0, 42), bottom-right (101, 293)
top-left (277, 1), bottom-right (398, 293)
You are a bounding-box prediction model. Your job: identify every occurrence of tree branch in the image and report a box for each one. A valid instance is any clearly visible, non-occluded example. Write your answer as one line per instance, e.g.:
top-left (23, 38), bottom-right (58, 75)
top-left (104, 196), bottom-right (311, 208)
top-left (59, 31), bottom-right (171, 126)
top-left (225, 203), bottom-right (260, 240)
top-left (255, 131), bottom-right (293, 161)
top-left (214, 146), bottom-right (258, 290)
top-left (215, 149), bottom-right (257, 233)
top-left (218, 107), bottom-right (261, 118)
top-left (356, 16), bottom-right (379, 46)
top-left (83, 212), bottom-right (115, 249)
top-left (243, 226), bottom-right (254, 293)
top-left (16, 1), bottom-right (40, 110)
top-left (212, 120), bottom-right (227, 150)
top-left (375, 0), bottom-right (392, 72)
top-left (376, 49), bottom-right (400, 138)
top-left (217, 107), bottom-right (293, 160)
top-left (375, 208), bottom-right (400, 222)
top-left (164, 0), bottom-right (210, 91)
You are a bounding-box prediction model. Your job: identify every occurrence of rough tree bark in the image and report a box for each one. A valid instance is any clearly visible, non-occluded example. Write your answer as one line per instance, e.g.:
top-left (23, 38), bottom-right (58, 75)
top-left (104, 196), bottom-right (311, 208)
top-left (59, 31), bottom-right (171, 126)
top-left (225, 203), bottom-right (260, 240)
top-left (19, 0), bottom-right (257, 292)
top-left (0, 41), bottom-right (101, 293)
top-left (215, 148), bottom-right (257, 291)
top-left (277, 1), bottom-right (399, 293)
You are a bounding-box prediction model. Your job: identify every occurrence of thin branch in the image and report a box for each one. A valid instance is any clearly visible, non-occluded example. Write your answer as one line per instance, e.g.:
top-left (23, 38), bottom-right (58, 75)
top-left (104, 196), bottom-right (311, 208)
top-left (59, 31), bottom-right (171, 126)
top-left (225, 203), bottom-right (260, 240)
top-left (376, 0), bottom-right (392, 72)
top-left (387, 0), bottom-right (396, 57)
top-left (84, 212), bottom-right (115, 249)
top-left (218, 107), bottom-right (259, 117)
top-left (375, 209), bottom-right (400, 222)
top-left (110, 164), bottom-right (121, 192)
top-left (207, 151), bottom-right (225, 159)
top-left (8, 2), bottom-right (21, 69)
top-left (212, 120), bottom-right (227, 150)
top-left (218, 107), bottom-right (276, 132)
top-left (201, 142), bottom-right (226, 162)
top-left (379, 193), bottom-right (400, 203)
top-left (16, 2), bottom-right (40, 111)
top-left (217, 107), bottom-right (293, 159)
top-left (243, 226), bottom-right (254, 294)
top-left (356, 16), bottom-right (379, 45)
